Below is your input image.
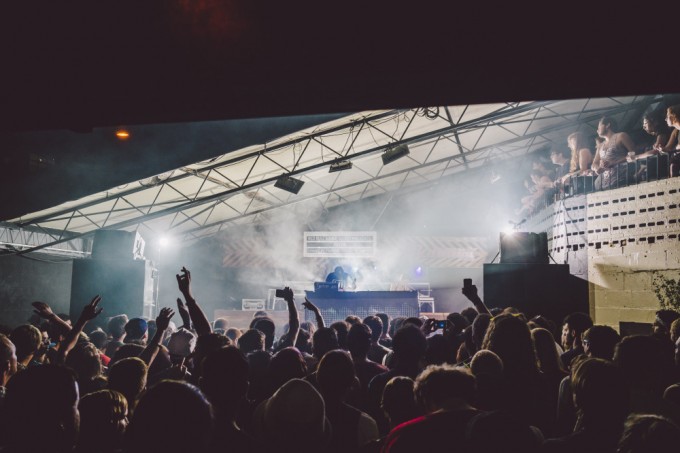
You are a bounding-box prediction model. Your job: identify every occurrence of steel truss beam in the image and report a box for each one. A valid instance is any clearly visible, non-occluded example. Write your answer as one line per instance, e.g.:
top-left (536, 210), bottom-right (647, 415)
top-left (7, 96), bottom-right (661, 255)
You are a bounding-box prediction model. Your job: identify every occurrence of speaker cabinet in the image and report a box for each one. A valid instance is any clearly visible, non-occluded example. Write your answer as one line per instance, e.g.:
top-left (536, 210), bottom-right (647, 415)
top-left (70, 259), bottom-right (156, 329)
top-left (91, 230), bottom-right (146, 260)
top-left (499, 232), bottom-right (548, 264)
top-left (483, 263), bottom-right (588, 327)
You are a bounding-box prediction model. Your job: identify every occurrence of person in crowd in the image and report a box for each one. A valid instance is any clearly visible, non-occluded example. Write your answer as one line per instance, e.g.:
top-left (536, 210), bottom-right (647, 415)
top-left (238, 328), bottom-right (265, 355)
top-left (550, 147), bottom-right (572, 184)
top-left (560, 312), bottom-right (593, 369)
top-left (199, 346), bottom-right (259, 452)
top-left (105, 314), bottom-right (129, 358)
top-left (363, 316), bottom-right (390, 365)
top-left (190, 332), bottom-right (231, 383)
top-left (592, 116), bottom-right (638, 190)
top-left (252, 378), bottom-right (332, 453)
top-left (345, 315), bottom-right (362, 326)
top-left (629, 108), bottom-right (673, 163)
top-left (381, 376), bottom-right (420, 431)
top-left (375, 313), bottom-right (392, 348)
top-left (532, 327), bottom-right (567, 436)
top-left (554, 323), bottom-right (616, 436)
top-left (542, 358), bottom-right (629, 453)
top-left (107, 357), bottom-right (148, 414)
top-left (566, 131), bottom-right (594, 177)
top-left (316, 350), bottom-right (379, 452)
top-left (76, 389), bottom-right (128, 453)
top-left (125, 380), bottom-right (214, 453)
top-left (469, 349), bottom-right (504, 411)
top-left (250, 317), bottom-right (276, 351)
top-left (653, 309), bottom-right (680, 342)
top-left (382, 365), bottom-right (480, 452)
top-left (267, 346), bottom-right (307, 397)
top-left (123, 318), bottom-right (148, 345)
top-left (581, 324), bottom-right (620, 360)
top-left (0, 334), bottom-right (17, 406)
top-left (368, 325), bottom-right (427, 435)
top-left (225, 327), bottom-right (242, 344)
top-left (66, 341), bottom-right (107, 396)
top-left (309, 327), bottom-right (340, 371)
top-left (213, 317), bottom-right (229, 333)
top-left (347, 323), bottom-right (387, 396)
top-left (1, 365), bottom-right (80, 453)
top-left (330, 320), bottom-right (350, 350)
top-left (613, 334), bottom-right (679, 423)
top-left (616, 413), bottom-right (680, 453)
top-left (482, 313), bottom-right (553, 433)
top-left (9, 324), bottom-right (42, 371)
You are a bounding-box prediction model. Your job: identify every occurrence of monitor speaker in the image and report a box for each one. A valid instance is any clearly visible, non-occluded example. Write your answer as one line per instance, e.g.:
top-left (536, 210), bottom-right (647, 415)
top-left (499, 232), bottom-right (548, 264)
top-left (91, 230), bottom-right (145, 260)
top-left (70, 259), bottom-right (156, 329)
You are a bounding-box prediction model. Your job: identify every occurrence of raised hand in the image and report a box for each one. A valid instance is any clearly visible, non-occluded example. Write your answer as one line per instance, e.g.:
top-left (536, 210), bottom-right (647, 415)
top-left (461, 284), bottom-right (478, 302)
top-left (32, 301), bottom-right (55, 319)
top-left (80, 295), bottom-right (103, 321)
top-left (282, 286), bottom-right (294, 302)
top-left (176, 266), bottom-right (193, 299)
top-left (302, 298), bottom-right (319, 312)
top-left (421, 318), bottom-right (437, 335)
top-left (156, 307), bottom-right (175, 331)
top-left (176, 297), bottom-right (191, 329)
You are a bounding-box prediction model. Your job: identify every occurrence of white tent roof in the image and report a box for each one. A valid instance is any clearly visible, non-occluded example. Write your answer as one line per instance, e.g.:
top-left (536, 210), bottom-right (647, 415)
top-left (3, 94), bottom-right (663, 255)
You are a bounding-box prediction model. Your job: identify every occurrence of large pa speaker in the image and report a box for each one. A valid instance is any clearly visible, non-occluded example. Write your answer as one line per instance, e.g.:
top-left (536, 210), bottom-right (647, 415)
top-left (483, 263), bottom-right (588, 327)
top-left (91, 230), bottom-right (146, 260)
top-left (499, 232), bottom-right (548, 264)
top-left (70, 259), bottom-right (156, 329)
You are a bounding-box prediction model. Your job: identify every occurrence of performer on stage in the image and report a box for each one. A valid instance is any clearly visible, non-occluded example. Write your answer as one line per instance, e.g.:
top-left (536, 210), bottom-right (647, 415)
top-left (325, 266), bottom-right (356, 290)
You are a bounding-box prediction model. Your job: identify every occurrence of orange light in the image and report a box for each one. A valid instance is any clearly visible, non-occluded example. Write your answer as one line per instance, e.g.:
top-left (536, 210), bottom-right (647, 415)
top-left (116, 130), bottom-right (130, 139)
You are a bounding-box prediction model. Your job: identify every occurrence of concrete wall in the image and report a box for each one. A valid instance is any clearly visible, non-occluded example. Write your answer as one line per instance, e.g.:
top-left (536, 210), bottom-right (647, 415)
top-left (527, 177), bottom-right (680, 331)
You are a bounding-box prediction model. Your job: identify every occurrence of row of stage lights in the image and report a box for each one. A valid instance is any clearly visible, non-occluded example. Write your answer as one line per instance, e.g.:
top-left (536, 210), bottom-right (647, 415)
top-left (274, 143), bottom-right (411, 195)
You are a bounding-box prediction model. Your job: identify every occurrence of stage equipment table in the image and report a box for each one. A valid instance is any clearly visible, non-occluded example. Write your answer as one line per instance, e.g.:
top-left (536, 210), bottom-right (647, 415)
top-left (304, 290), bottom-right (419, 325)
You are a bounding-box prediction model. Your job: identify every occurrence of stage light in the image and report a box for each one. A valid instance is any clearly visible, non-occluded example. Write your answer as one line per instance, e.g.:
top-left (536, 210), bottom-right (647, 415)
top-left (381, 144), bottom-right (410, 165)
top-left (159, 236), bottom-right (170, 247)
top-left (329, 160), bottom-right (353, 173)
top-left (116, 130), bottom-right (130, 140)
top-left (274, 174), bottom-right (305, 194)
top-left (415, 266), bottom-right (423, 276)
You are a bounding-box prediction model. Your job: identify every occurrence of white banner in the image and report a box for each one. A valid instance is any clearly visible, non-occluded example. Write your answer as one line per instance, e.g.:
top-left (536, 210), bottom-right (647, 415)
top-left (303, 231), bottom-right (377, 258)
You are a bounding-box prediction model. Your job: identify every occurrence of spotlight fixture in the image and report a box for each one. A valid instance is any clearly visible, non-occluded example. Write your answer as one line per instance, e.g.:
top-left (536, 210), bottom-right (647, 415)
top-left (329, 160), bottom-right (353, 173)
top-left (381, 144), bottom-right (410, 165)
top-left (115, 129), bottom-right (130, 140)
top-left (274, 174), bottom-right (304, 194)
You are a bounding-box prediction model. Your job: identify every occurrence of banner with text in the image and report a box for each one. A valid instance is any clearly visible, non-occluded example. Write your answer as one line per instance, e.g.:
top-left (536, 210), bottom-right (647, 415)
top-left (303, 231), bottom-right (377, 258)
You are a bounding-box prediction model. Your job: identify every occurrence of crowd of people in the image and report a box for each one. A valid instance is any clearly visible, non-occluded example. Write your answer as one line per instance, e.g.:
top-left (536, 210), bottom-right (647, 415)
top-left (518, 106), bottom-right (680, 217)
top-left (1, 266), bottom-right (680, 452)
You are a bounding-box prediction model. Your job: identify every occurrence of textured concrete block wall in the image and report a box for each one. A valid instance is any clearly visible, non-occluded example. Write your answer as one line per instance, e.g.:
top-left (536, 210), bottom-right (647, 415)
top-left (527, 177), bottom-right (680, 331)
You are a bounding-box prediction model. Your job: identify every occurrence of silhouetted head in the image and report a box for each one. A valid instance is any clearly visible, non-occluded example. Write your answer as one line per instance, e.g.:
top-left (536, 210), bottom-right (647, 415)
top-left (238, 328), bottom-right (265, 354)
top-left (78, 389), bottom-right (128, 451)
top-left (312, 327), bottom-right (339, 359)
top-left (381, 376), bottom-right (420, 429)
top-left (200, 346), bottom-right (249, 418)
top-left (3, 365), bottom-right (80, 452)
top-left (582, 325), bottom-right (620, 360)
top-left (415, 364), bottom-right (475, 413)
top-left (347, 323), bottom-right (372, 358)
top-left (392, 325), bottom-right (427, 367)
top-left (317, 350), bottom-right (356, 401)
top-left (126, 380), bottom-right (213, 453)
top-left (617, 414), bottom-right (680, 453)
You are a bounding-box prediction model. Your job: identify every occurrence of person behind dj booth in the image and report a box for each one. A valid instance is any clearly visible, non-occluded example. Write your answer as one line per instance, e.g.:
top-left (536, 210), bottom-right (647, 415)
top-left (326, 266), bottom-right (356, 290)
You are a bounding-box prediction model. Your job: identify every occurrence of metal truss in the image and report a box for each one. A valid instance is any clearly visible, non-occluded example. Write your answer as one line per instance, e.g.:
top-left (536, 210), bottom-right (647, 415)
top-left (5, 95), bottom-right (662, 255)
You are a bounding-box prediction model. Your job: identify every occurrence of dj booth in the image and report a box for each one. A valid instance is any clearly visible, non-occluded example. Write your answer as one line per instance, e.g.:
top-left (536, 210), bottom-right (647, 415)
top-left (303, 289), bottom-right (420, 325)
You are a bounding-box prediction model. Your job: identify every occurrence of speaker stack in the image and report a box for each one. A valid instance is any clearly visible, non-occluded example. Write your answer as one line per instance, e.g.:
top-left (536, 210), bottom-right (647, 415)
top-left (70, 230), bottom-right (156, 328)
